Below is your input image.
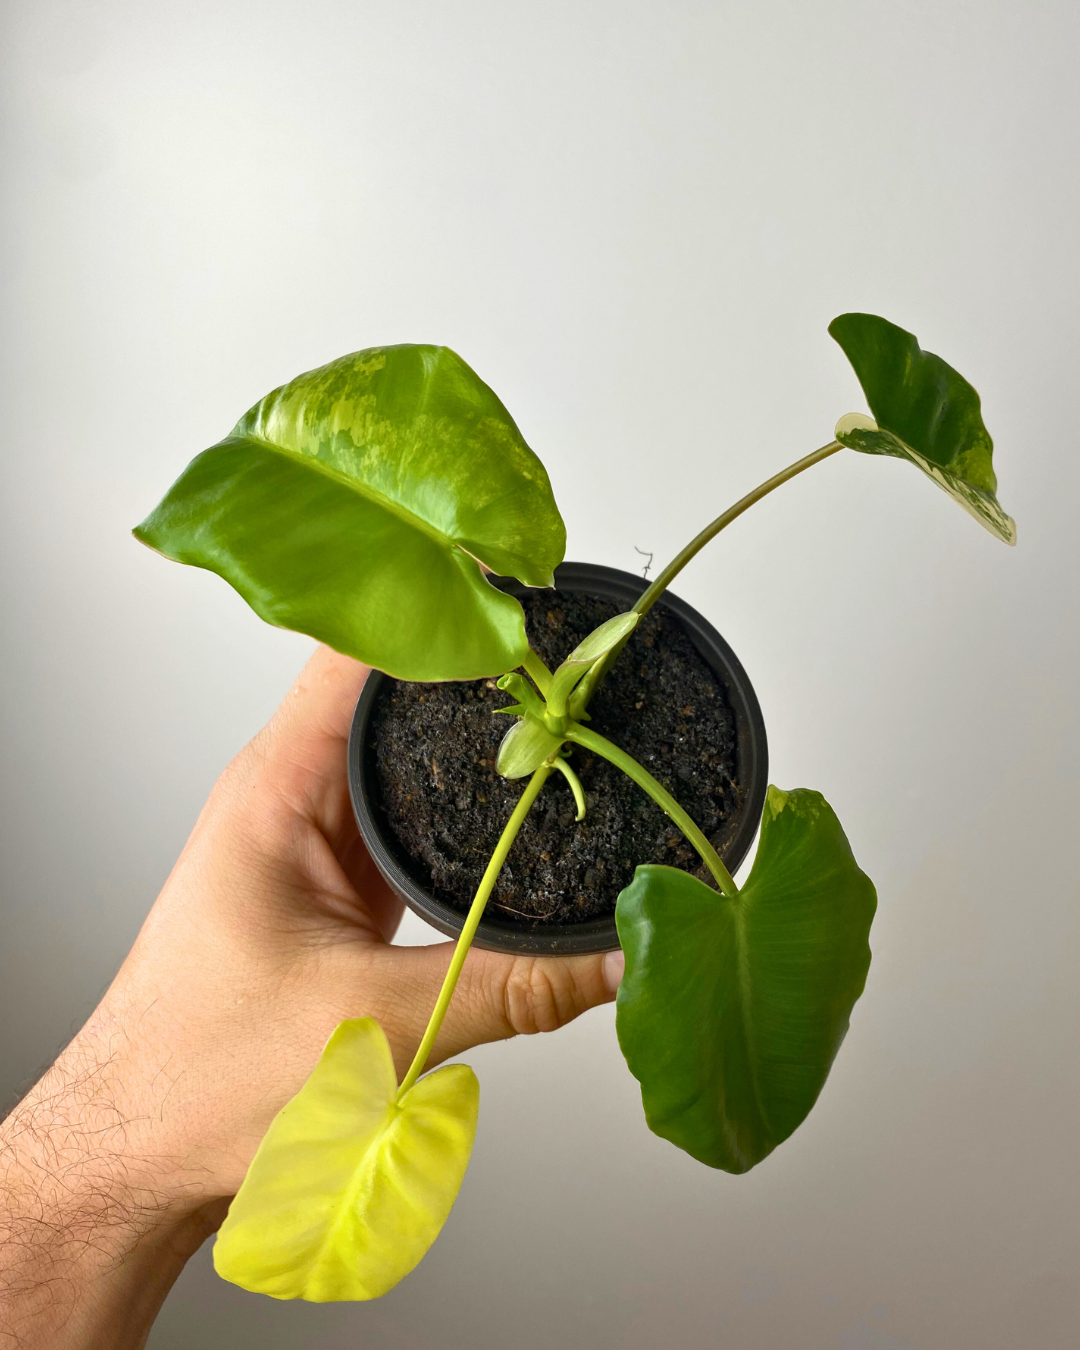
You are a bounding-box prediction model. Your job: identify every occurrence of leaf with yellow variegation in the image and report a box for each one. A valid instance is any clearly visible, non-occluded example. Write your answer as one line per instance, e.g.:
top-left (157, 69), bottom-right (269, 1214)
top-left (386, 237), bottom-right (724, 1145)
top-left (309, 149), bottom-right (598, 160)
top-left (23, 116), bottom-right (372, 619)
top-left (134, 345), bottom-right (566, 680)
top-left (829, 313), bottom-right (1015, 544)
top-left (213, 1018), bottom-right (478, 1302)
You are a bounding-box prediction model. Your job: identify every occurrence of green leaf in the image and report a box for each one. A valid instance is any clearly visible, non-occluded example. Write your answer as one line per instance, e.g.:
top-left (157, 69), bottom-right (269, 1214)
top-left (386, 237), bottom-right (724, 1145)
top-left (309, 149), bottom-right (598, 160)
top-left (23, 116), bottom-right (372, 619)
top-left (565, 610), bottom-right (641, 665)
top-left (615, 786), bottom-right (877, 1174)
top-left (495, 671), bottom-right (548, 720)
top-left (213, 1018), bottom-right (478, 1302)
top-left (495, 716), bottom-right (565, 779)
top-left (134, 346), bottom-right (566, 680)
top-left (546, 611), bottom-right (639, 716)
top-left (829, 313), bottom-right (1016, 544)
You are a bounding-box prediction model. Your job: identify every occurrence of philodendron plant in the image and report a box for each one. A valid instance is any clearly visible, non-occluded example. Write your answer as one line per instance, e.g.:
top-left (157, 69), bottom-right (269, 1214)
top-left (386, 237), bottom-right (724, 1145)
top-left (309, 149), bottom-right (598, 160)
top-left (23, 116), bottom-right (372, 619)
top-left (135, 313), bottom-right (1014, 1302)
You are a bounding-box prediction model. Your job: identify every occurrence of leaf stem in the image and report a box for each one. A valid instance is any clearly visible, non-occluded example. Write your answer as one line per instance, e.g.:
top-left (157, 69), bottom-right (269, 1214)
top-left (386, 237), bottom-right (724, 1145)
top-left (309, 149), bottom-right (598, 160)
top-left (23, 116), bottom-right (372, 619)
top-left (396, 765), bottom-right (554, 1098)
top-left (522, 647), bottom-right (553, 695)
top-left (565, 724), bottom-right (738, 898)
top-left (633, 440), bottom-right (842, 618)
top-left (571, 441), bottom-right (842, 715)
top-left (552, 755), bottom-right (587, 820)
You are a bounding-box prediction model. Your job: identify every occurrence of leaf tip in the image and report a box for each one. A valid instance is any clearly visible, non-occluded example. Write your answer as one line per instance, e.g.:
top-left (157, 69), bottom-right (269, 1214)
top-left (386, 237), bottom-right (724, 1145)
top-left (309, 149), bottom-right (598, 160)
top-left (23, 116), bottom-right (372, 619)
top-left (834, 411), bottom-right (878, 440)
top-left (764, 784), bottom-right (790, 819)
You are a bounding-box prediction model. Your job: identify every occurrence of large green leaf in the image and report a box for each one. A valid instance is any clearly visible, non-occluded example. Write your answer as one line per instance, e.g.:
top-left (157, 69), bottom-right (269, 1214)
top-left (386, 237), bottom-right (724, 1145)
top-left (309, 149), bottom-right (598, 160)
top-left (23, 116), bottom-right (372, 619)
top-left (134, 346), bottom-right (566, 680)
top-left (829, 313), bottom-right (1016, 544)
top-left (615, 786), bottom-right (876, 1174)
top-left (213, 1018), bottom-right (478, 1301)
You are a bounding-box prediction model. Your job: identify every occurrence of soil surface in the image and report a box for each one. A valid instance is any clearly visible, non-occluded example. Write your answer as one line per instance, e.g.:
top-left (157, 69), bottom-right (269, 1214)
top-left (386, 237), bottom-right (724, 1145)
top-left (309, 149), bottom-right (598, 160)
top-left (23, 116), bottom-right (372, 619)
top-left (368, 589), bottom-right (742, 928)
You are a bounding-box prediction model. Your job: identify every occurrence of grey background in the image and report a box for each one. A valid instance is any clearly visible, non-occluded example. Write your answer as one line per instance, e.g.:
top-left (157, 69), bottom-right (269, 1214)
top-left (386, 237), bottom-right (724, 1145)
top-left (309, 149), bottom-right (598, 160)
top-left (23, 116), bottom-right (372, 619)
top-left (2, 1), bottom-right (1078, 1346)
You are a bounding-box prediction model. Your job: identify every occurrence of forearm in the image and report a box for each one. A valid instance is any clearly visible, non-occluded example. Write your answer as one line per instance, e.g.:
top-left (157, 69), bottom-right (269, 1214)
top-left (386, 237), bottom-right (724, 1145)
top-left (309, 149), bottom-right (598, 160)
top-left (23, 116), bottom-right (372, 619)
top-left (0, 1036), bottom-right (220, 1350)
top-left (0, 644), bottom-right (619, 1337)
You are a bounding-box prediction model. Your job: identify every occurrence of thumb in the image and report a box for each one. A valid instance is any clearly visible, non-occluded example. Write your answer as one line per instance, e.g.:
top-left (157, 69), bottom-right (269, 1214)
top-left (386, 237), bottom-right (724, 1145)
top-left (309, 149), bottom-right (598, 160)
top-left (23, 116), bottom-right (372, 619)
top-left (377, 943), bottom-right (626, 1075)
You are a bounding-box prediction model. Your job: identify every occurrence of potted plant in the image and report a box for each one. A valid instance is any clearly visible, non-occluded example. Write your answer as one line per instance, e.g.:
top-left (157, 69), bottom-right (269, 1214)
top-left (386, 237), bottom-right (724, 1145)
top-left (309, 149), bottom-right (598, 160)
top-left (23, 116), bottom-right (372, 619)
top-left (348, 559), bottom-right (770, 955)
top-left (134, 312), bottom-right (1014, 1302)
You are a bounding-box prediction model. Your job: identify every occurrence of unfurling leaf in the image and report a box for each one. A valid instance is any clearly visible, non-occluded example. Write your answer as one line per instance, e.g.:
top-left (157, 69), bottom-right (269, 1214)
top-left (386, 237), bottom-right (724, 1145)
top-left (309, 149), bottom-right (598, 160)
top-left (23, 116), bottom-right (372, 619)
top-left (495, 716), bottom-right (565, 779)
top-left (546, 611), bottom-right (639, 715)
top-left (134, 346), bottom-right (566, 680)
top-left (213, 1018), bottom-right (478, 1302)
top-left (615, 786), bottom-right (876, 1174)
top-left (829, 312), bottom-right (1015, 544)
top-left (495, 672), bottom-right (548, 720)
top-left (564, 610), bottom-right (641, 666)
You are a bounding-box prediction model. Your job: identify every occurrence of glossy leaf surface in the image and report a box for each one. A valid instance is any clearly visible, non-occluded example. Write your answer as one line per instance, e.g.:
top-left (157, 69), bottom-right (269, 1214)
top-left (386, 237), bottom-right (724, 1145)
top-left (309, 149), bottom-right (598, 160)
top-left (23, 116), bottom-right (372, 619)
top-left (135, 346), bottom-right (566, 680)
top-left (213, 1018), bottom-right (478, 1302)
top-left (616, 786), bottom-right (876, 1173)
top-left (829, 313), bottom-right (1015, 544)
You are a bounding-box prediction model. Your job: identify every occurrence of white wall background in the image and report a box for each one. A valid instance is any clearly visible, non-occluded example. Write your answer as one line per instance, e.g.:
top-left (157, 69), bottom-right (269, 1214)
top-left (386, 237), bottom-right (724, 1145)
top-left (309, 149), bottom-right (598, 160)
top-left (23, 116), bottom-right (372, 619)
top-left (2, 1), bottom-right (1078, 1346)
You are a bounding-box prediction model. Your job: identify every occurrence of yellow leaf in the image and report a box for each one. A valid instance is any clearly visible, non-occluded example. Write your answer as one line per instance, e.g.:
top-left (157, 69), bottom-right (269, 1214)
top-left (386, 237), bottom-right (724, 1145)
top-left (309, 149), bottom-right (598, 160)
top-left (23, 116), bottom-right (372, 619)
top-left (213, 1018), bottom-right (479, 1301)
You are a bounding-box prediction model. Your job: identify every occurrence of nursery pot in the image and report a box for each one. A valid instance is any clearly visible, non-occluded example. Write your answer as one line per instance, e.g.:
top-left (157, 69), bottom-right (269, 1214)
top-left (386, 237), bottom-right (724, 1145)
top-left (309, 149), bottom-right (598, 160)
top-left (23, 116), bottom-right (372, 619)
top-left (347, 562), bottom-right (768, 955)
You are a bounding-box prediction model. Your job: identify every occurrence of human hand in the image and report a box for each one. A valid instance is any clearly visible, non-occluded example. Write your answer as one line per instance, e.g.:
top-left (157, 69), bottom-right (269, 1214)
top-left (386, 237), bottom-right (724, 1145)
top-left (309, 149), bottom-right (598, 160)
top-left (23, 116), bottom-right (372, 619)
top-left (0, 646), bottom-right (622, 1348)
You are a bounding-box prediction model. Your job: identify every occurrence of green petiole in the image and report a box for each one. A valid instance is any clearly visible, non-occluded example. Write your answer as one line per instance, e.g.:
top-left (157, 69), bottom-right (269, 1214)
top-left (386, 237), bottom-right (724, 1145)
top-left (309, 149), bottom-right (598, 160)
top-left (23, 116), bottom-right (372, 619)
top-left (522, 647), bottom-right (553, 695)
top-left (633, 440), bottom-right (842, 619)
top-left (552, 755), bottom-right (587, 820)
top-left (572, 440), bottom-right (842, 714)
top-left (566, 723), bottom-right (738, 898)
top-left (397, 764), bottom-right (554, 1098)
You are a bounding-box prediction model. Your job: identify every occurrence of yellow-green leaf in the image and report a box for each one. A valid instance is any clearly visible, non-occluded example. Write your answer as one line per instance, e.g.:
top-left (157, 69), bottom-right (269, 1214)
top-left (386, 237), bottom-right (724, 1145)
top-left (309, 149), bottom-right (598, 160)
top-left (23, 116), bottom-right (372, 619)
top-left (494, 715), bottom-right (564, 779)
top-left (213, 1018), bottom-right (478, 1302)
top-left (134, 345), bottom-right (566, 680)
top-left (546, 611), bottom-right (639, 716)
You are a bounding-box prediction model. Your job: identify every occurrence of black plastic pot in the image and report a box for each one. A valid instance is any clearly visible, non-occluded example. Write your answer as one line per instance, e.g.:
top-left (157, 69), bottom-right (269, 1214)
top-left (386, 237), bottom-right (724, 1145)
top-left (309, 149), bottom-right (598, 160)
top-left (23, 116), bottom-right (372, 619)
top-left (348, 562), bottom-right (768, 955)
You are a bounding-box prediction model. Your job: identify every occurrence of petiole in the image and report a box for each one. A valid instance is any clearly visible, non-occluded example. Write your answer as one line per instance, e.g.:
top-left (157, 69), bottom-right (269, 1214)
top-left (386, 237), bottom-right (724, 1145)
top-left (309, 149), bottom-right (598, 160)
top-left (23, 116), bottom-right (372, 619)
top-left (572, 440), bottom-right (843, 713)
top-left (566, 723), bottom-right (738, 898)
top-left (396, 764), bottom-right (555, 1097)
top-left (552, 755), bottom-right (587, 821)
top-left (522, 647), bottom-right (553, 695)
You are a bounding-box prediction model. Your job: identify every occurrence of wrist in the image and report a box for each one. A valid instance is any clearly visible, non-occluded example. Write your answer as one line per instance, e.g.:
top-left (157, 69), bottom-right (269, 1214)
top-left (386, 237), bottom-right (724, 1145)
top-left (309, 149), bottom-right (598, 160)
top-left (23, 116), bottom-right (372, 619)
top-left (0, 1030), bottom-right (222, 1349)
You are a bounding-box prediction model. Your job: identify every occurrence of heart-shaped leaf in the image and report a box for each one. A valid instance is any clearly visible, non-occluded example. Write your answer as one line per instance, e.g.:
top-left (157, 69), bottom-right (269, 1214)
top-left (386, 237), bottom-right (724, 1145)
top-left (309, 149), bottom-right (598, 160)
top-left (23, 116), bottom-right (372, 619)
top-left (134, 346), bottom-right (566, 680)
top-left (829, 313), bottom-right (1015, 544)
top-left (615, 786), bottom-right (877, 1173)
top-left (495, 716), bottom-right (565, 779)
top-left (213, 1018), bottom-right (478, 1302)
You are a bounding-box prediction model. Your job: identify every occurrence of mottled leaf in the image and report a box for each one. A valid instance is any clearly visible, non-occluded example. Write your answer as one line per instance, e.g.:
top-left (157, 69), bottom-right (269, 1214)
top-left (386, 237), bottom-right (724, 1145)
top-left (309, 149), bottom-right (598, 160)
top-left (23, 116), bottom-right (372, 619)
top-left (213, 1018), bottom-right (478, 1301)
top-left (135, 346), bottom-right (566, 679)
top-left (616, 786), bottom-right (876, 1173)
top-left (830, 313), bottom-right (1015, 544)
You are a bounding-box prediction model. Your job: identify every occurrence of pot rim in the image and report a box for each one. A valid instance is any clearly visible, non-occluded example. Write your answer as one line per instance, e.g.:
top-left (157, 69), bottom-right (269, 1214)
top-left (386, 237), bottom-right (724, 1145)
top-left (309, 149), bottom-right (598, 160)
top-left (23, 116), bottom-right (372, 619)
top-left (347, 561), bottom-right (768, 955)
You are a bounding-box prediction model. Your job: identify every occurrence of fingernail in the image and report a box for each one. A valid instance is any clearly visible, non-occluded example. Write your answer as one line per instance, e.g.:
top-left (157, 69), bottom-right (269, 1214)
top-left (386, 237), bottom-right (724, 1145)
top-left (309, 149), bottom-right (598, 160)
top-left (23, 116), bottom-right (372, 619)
top-left (602, 949), bottom-right (625, 994)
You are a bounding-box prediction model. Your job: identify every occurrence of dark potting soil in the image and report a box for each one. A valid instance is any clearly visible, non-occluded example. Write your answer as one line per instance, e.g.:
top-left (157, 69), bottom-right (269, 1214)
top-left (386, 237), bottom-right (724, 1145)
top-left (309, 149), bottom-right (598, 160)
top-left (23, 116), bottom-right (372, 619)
top-left (368, 589), bottom-right (742, 927)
